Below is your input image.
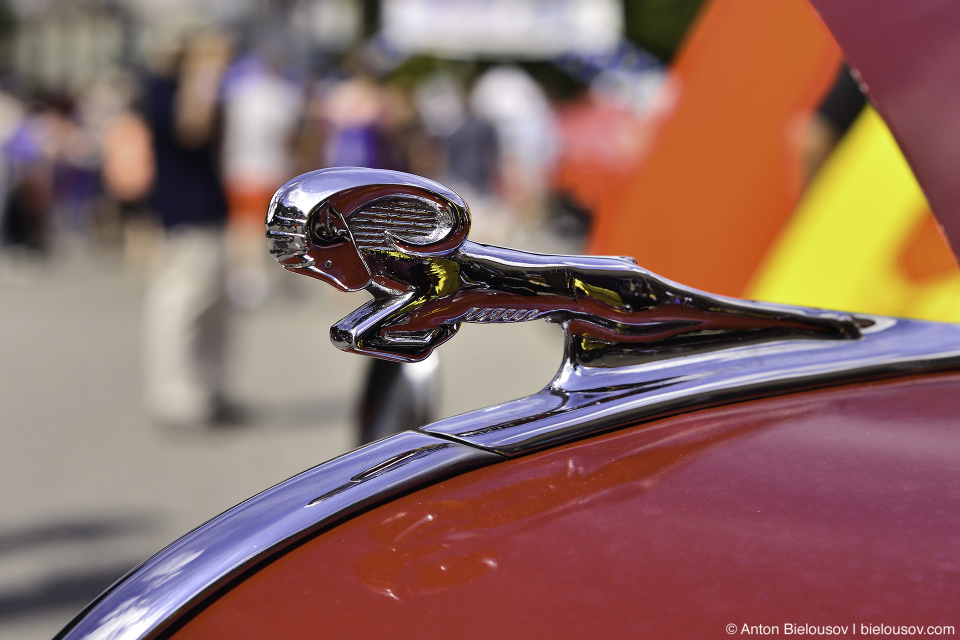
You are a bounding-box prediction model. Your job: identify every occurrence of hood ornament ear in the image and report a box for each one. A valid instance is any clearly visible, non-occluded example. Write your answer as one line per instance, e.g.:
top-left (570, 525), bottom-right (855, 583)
top-left (267, 167), bottom-right (863, 365)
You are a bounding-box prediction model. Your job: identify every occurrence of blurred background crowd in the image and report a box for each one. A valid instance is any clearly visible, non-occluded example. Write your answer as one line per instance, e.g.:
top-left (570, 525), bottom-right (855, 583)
top-left (0, 0), bottom-right (693, 278)
top-left (5, 0), bottom-right (960, 636)
top-left (0, 0), bottom-right (710, 430)
top-left (2, 0), bottom-right (954, 343)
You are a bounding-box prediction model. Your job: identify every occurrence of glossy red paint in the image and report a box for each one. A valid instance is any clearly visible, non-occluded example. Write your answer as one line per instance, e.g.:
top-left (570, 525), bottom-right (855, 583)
top-left (808, 0), bottom-right (960, 265)
top-left (170, 374), bottom-right (960, 639)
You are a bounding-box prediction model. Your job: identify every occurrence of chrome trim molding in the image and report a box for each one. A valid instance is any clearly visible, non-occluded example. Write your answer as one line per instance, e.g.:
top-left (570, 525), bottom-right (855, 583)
top-left (424, 315), bottom-right (960, 455)
top-left (55, 432), bottom-right (501, 640)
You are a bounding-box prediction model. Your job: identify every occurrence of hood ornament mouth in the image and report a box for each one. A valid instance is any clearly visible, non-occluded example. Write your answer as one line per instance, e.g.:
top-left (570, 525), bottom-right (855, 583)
top-left (267, 167), bottom-right (863, 366)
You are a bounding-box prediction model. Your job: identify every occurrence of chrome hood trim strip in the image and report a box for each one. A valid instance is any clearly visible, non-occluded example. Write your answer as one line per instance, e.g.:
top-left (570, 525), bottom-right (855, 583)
top-left (55, 432), bottom-right (501, 640)
top-left (423, 316), bottom-right (960, 455)
top-left (56, 316), bottom-right (960, 640)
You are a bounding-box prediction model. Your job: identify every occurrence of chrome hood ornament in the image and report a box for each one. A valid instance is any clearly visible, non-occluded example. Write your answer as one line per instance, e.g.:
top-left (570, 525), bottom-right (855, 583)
top-left (267, 167), bottom-right (863, 365)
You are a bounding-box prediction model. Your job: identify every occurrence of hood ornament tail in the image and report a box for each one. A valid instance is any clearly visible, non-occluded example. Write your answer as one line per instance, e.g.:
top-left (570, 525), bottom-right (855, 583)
top-left (267, 168), bottom-right (863, 366)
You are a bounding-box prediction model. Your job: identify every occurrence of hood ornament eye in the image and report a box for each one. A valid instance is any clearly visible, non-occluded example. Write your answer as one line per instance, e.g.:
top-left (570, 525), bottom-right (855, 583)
top-left (309, 204), bottom-right (353, 247)
top-left (266, 167), bottom-right (863, 365)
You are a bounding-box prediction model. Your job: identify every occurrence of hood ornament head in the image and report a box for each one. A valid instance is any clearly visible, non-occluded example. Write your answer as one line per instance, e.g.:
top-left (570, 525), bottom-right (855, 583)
top-left (266, 168), bottom-right (470, 293)
top-left (267, 167), bottom-right (863, 365)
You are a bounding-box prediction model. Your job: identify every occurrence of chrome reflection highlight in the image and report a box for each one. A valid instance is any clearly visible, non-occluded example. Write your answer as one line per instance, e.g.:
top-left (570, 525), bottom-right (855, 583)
top-left (308, 442), bottom-right (453, 504)
top-left (54, 432), bottom-right (500, 640)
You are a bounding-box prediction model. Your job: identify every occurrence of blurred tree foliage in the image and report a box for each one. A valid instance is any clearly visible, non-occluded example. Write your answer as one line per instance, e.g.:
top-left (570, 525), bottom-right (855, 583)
top-left (0, 0), bottom-right (14, 75)
top-left (0, 0), bottom-right (12, 38)
top-left (623, 0), bottom-right (708, 61)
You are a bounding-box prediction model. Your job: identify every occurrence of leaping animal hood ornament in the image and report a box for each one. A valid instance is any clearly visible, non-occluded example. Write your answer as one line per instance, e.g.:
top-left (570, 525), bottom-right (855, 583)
top-left (267, 167), bottom-right (863, 365)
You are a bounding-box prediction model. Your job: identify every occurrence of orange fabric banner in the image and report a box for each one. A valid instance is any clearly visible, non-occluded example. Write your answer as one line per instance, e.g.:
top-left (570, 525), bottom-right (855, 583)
top-left (586, 0), bottom-right (840, 296)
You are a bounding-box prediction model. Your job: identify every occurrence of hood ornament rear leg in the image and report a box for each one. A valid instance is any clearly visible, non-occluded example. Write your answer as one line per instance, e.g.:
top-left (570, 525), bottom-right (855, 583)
top-left (267, 168), bottom-right (863, 367)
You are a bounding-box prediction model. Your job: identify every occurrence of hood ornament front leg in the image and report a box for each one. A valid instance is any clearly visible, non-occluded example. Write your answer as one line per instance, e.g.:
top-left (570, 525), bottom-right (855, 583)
top-left (267, 168), bottom-right (863, 367)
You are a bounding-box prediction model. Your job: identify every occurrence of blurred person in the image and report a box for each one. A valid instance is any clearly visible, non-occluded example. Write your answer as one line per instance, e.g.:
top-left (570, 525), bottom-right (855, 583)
top-left (415, 72), bottom-right (499, 195)
top-left (101, 105), bottom-right (158, 269)
top-left (1, 98), bottom-right (55, 257)
top-left (322, 72), bottom-right (383, 167)
top-left (140, 31), bottom-right (241, 428)
top-left (470, 65), bottom-right (558, 231)
top-left (44, 94), bottom-right (101, 245)
top-left (319, 59), bottom-right (408, 171)
top-left (221, 50), bottom-right (305, 309)
top-left (79, 71), bottom-right (158, 258)
top-left (414, 72), bottom-right (499, 230)
top-left (292, 81), bottom-right (327, 176)
top-left (380, 82), bottom-right (436, 177)
top-left (0, 87), bottom-right (25, 250)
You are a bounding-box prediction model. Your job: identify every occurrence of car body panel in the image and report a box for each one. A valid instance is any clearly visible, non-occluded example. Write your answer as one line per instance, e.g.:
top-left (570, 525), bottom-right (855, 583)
top-left (167, 373), bottom-right (960, 639)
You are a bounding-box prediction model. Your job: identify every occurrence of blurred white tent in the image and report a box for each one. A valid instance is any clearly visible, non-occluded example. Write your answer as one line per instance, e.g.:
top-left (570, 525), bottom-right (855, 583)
top-left (382, 0), bottom-right (623, 58)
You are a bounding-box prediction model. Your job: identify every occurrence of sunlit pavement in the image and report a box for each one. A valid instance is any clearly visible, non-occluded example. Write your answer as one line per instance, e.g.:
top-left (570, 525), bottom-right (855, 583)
top-left (0, 239), bottom-right (563, 640)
